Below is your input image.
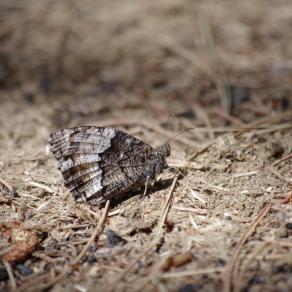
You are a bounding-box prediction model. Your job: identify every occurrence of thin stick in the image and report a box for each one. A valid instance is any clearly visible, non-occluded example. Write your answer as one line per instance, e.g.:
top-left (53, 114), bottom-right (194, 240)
top-left (108, 245), bottom-right (154, 292)
top-left (154, 174), bottom-right (179, 242)
top-left (73, 200), bottom-right (110, 264)
top-left (27, 270), bottom-right (69, 292)
top-left (187, 110), bottom-right (292, 161)
top-left (223, 204), bottom-right (271, 292)
top-left (269, 167), bottom-right (292, 185)
top-left (136, 175), bottom-right (180, 291)
top-left (213, 108), bottom-right (245, 127)
top-left (193, 103), bottom-right (214, 140)
top-left (161, 267), bottom-right (225, 278)
top-left (264, 239), bottom-right (292, 248)
top-left (254, 124), bottom-right (292, 135)
top-left (3, 261), bottom-right (17, 291)
top-left (235, 242), bottom-right (269, 292)
top-left (109, 175), bottom-right (179, 292)
top-left (281, 190), bottom-right (292, 204)
top-left (272, 152), bottom-right (292, 167)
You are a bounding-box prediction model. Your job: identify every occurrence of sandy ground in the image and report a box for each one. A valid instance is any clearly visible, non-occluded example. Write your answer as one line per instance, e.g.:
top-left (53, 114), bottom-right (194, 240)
top-left (0, 0), bottom-right (292, 291)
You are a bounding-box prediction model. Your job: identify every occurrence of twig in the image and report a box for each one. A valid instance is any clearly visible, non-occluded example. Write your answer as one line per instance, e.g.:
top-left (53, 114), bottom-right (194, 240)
top-left (109, 175), bottom-right (179, 292)
top-left (213, 108), bottom-right (245, 127)
top-left (263, 239), bottom-right (292, 247)
top-left (234, 110), bottom-right (292, 136)
top-left (108, 245), bottom-right (154, 292)
top-left (3, 260), bottom-right (17, 291)
top-left (176, 125), bottom-right (292, 133)
top-left (201, 179), bottom-right (232, 192)
top-left (272, 152), bottom-right (292, 167)
top-left (231, 171), bottom-right (258, 178)
top-left (223, 204), bottom-right (270, 292)
top-left (26, 181), bottom-right (55, 193)
top-left (190, 190), bottom-right (207, 204)
top-left (189, 213), bottom-right (198, 229)
top-left (73, 200), bottom-right (110, 264)
top-left (78, 205), bottom-right (100, 220)
top-left (172, 206), bottom-right (208, 215)
top-left (161, 267), bottom-right (225, 278)
top-left (138, 175), bottom-right (180, 291)
top-left (0, 178), bottom-right (14, 195)
top-left (59, 224), bottom-right (90, 230)
top-left (193, 103), bottom-right (215, 139)
top-left (254, 124), bottom-right (292, 135)
top-left (24, 270), bottom-right (69, 292)
top-left (187, 110), bottom-right (292, 161)
top-left (186, 140), bottom-right (214, 161)
top-left (235, 242), bottom-right (269, 292)
top-left (154, 174), bottom-right (179, 242)
top-left (281, 190), bottom-right (292, 204)
top-left (269, 167), bottom-right (292, 185)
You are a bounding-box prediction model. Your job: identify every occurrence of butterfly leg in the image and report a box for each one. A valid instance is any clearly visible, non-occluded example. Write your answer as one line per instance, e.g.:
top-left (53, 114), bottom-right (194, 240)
top-left (142, 175), bottom-right (150, 198)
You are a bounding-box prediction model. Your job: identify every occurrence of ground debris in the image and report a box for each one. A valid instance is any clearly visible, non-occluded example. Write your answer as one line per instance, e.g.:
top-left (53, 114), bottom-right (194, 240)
top-left (105, 229), bottom-right (127, 247)
top-left (0, 221), bottom-right (40, 265)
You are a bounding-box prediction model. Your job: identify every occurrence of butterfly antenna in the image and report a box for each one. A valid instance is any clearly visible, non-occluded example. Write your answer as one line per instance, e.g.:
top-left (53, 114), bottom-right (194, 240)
top-left (169, 165), bottom-right (185, 177)
top-left (164, 112), bottom-right (173, 140)
top-left (164, 127), bottom-right (194, 145)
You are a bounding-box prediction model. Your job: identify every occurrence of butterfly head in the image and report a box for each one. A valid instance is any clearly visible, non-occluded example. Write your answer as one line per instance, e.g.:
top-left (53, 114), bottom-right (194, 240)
top-left (145, 143), bottom-right (170, 178)
top-left (154, 143), bottom-right (171, 158)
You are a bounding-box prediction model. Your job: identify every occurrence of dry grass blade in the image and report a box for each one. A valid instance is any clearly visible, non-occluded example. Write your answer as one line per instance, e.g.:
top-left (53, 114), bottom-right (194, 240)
top-left (74, 200), bottom-right (110, 264)
top-left (187, 110), bottom-right (292, 161)
top-left (108, 245), bottom-right (154, 292)
top-left (272, 152), bottom-right (292, 167)
top-left (236, 242), bottom-right (269, 292)
top-left (223, 204), bottom-right (271, 292)
top-left (26, 271), bottom-right (69, 292)
top-left (161, 267), bottom-right (225, 278)
top-left (263, 240), bottom-right (292, 248)
top-left (3, 261), bottom-right (17, 291)
top-left (281, 190), bottom-right (292, 204)
top-left (269, 167), bottom-right (292, 185)
top-left (154, 174), bottom-right (179, 243)
top-left (109, 175), bottom-right (179, 292)
top-left (26, 181), bottom-right (55, 193)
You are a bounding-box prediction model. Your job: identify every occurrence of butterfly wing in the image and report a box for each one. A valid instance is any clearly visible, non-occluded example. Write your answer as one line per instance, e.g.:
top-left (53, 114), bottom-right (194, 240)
top-left (48, 126), bottom-right (152, 205)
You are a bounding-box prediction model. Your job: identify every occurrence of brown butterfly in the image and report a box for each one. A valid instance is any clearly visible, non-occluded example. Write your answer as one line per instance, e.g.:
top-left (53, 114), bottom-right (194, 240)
top-left (48, 126), bottom-right (170, 205)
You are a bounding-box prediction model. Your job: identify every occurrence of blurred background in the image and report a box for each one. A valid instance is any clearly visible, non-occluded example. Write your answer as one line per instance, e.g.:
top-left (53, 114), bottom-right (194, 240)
top-left (1, 1), bottom-right (292, 291)
top-left (0, 0), bottom-right (291, 134)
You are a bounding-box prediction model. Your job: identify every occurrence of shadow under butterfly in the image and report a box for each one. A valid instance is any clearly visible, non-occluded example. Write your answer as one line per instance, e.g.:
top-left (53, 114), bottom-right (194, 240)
top-left (48, 126), bottom-right (171, 206)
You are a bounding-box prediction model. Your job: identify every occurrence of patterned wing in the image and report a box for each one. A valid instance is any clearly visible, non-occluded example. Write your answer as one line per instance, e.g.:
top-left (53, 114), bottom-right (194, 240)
top-left (48, 126), bottom-right (152, 205)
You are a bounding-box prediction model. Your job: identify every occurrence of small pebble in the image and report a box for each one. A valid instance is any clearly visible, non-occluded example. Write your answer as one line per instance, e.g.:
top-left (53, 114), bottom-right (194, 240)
top-left (105, 229), bottom-right (127, 247)
top-left (86, 255), bottom-right (97, 264)
top-left (15, 264), bottom-right (33, 276)
top-left (0, 266), bottom-right (9, 281)
top-left (176, 109), bottom-right (196, 119)
top-left (177, 284), bottom-right (203, 292)
top-left (229, 85), bottom-right (250, 113)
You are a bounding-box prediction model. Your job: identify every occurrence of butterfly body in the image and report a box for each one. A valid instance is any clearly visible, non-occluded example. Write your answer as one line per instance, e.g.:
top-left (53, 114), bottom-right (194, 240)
top-left (48, 126), bottom-right (170, 205)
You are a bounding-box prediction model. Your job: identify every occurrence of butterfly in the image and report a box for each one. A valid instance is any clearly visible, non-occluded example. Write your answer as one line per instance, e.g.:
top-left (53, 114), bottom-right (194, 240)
top-left (48, 126), bottom-right (170, 205)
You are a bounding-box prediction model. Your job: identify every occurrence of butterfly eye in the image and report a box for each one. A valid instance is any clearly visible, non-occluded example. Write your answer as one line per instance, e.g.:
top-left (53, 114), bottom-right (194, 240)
top-left (148, 154), bottom-right (156, 160)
